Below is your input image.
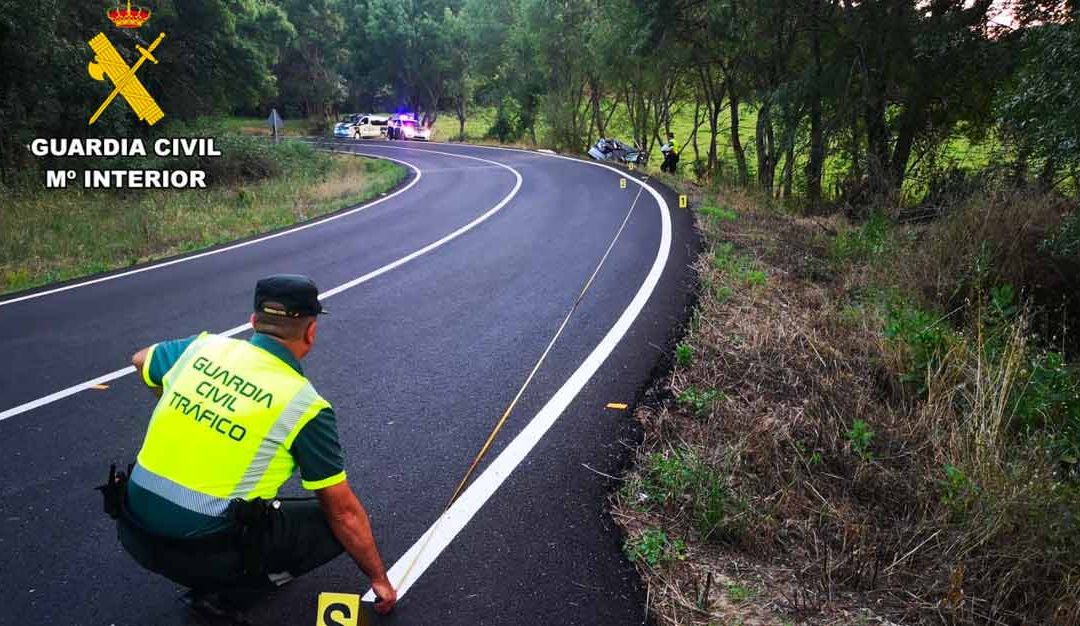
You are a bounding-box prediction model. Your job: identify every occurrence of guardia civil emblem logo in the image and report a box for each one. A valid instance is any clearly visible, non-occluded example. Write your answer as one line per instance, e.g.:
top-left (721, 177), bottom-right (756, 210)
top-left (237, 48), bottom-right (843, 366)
top-left (87, 1), bottom-right (165, 126)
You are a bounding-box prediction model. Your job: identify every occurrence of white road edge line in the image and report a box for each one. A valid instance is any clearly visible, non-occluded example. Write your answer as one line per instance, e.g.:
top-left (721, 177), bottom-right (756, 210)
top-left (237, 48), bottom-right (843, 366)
top-left (359, 143), bottom-right (672, 601)
top-left (0, 153), bottom-right (426, 308)
top-left (0, 150), bottom-right (523, 422)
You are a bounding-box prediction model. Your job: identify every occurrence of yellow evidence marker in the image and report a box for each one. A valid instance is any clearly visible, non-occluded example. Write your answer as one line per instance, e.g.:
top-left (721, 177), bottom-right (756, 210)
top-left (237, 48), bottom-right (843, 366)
top-left (620, 178), bottom-right (627, 189)
top-left (679, 195), bottom-right (688, 208)
top-left (315, 592), bottom-right (365, 626)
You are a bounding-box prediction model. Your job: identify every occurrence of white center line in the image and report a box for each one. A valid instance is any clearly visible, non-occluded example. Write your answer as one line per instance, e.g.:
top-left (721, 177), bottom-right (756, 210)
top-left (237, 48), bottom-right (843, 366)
top-left (0, 150), bottom-right (522, 422)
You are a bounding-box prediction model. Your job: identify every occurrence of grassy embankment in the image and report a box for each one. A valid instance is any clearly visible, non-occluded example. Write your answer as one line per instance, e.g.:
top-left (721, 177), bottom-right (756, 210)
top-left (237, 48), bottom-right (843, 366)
top-left (614, 178), bottom-right (1080, 624)
top-left (1, 134), bottom-right (405, 294)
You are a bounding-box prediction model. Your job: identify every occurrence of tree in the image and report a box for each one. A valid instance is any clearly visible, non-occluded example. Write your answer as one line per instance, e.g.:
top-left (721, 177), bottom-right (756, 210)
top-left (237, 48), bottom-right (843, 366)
top-left (443, 7), bottom-right (474, 139)
top-left (274, 0), bottom-right (347, 118)
top-left (998, 17), bottom-right (1080, 191)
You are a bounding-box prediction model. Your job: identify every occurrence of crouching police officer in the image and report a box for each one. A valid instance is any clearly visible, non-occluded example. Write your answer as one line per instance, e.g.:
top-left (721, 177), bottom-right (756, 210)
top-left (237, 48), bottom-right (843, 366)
top-left (113, 274), bottom-right (396, 617)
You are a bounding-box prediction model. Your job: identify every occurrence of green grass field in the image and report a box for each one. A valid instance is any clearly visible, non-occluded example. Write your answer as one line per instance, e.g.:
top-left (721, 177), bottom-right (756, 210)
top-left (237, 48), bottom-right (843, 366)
top-left (432, 108), bottom-right (499, 142)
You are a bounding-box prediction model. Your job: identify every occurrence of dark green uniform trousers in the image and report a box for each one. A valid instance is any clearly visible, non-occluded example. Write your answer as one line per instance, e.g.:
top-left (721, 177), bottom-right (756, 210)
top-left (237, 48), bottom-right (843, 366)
top-left (119, 500), bottom-right (344, 595)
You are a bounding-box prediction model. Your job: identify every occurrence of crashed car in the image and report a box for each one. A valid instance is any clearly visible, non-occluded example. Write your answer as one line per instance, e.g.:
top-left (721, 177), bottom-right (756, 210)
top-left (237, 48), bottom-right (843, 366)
top-left (587, 138), bottom-right (647, 165)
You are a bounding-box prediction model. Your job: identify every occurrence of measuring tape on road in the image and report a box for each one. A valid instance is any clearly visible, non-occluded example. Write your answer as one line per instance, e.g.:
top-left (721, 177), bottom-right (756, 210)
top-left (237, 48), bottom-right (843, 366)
top-left (387, 175), bottom-right (651, 596)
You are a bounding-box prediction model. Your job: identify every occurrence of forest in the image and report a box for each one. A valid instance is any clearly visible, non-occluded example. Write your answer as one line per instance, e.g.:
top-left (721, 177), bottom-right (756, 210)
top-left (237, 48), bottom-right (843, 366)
top-left (1, 0), bottom-right (1078, 208)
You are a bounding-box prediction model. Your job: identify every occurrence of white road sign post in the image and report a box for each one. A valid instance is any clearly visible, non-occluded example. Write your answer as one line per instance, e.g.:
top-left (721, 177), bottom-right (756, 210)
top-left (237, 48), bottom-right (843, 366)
top-left (268, 108), bottom-right (284, 143)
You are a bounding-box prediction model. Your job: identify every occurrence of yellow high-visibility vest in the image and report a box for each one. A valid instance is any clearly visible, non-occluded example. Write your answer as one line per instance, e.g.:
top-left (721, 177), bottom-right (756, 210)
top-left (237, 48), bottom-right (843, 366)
top-left (131, 333), bottom-right (329, 517)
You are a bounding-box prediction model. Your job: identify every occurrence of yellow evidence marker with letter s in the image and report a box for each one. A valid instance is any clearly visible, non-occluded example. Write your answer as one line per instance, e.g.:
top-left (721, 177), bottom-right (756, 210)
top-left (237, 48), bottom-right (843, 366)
top-left (316, 592), bottom-right (365, 626)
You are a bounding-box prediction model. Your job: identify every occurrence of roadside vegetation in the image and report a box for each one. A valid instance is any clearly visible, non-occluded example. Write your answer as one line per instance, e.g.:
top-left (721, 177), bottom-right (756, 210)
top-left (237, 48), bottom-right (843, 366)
top-left (615, 183), bottom-right (1080, 625)
top-left (0, 136), bottom-right (404, 294)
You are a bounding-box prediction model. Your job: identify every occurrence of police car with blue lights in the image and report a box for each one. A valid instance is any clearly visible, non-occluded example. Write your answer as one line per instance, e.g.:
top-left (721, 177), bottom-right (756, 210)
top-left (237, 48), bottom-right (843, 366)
top-left (386, 113), bottom-right (432, 141)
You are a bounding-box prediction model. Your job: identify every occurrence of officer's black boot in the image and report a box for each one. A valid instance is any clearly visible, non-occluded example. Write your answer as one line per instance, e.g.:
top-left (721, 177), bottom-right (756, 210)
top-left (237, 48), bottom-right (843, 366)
top-left (180, 590), bottom-right (256, 626)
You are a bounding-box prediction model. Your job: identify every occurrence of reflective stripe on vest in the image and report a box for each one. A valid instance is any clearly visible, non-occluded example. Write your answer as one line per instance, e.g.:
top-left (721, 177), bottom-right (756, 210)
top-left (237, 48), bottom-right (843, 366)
top-left (131, 463), bottom-right (234, 517)
top-left (133, 333), bottom-right (329, 516)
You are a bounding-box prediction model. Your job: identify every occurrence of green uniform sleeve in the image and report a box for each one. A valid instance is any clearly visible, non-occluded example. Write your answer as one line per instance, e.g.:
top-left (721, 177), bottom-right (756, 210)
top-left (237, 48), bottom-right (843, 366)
top-left (291, 407), bottom-right (347, 490)
top-left (143, 335), bottom-right (197, 388)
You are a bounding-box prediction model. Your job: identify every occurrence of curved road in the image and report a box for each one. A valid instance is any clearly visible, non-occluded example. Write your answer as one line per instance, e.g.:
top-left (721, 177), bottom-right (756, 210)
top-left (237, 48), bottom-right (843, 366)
top-left (0, 140), bottom-right (697, 625)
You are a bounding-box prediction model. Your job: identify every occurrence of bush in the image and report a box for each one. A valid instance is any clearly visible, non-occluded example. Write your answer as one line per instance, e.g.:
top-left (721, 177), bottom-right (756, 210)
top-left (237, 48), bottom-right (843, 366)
top-left (915, 298), bottom-right (1080, 622)
top-left (625, 529), bottom-right (686, 567)
top-left (197, 137), bottom-right (327, 185)
top-left (831, 211), bottom-right (890, 263)
top-left (96, 133), bottom-right (326, 187)
top-left (712, 242), bottom-right (768, 286)
top-left (691, 158), bottom-right (709, 181)
top-left (541, 94), bottom-right (588, 152)
top-left (675, 343), bottom-right (693, 367)
top-left (938, 464), bottom-right (979, 516)
top-left (638, 447), bottom-right (746, 542)
top-left (1011, 350), bottom-right (1080, 462)
top-left (1042, 206), bottom-right (1080, 258)
top-left (677, 386), bottom-right (722, 418)
top-left (898, 190), bottom-right (1080, 350)
top-left (486, 96), bottom-right (528, 143)
top-left (918, 166), bottom-right (992, 212)
top-left (845, 419), bottom-right (875, 461)
top-left (884, 301), bottom-right (954, 389)
top-left (698, 205), bottom-right (738, 222)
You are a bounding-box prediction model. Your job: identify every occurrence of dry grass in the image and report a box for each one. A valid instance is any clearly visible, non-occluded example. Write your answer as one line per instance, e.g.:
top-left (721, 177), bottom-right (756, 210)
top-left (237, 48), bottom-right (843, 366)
top-left (615, 186), bottom-right (1080, 625)
top-left (892, 190), bottom-right (1079, 351)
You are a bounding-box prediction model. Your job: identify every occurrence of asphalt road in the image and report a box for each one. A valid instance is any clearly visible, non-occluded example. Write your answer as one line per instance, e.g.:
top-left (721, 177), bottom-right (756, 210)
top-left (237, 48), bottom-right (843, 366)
top-left (0, 140), bottom-right (697, 626)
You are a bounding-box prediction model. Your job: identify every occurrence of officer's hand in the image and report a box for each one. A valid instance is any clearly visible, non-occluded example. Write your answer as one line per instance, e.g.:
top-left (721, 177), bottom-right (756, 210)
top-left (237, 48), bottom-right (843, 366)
top-left (372, 576), bottom-right (397, 614)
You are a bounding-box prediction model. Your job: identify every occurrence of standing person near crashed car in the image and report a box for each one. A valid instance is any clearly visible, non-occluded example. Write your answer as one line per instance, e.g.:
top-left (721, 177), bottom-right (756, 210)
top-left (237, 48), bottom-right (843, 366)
top-left (660, 132), bottom-right (679, 173)
top-left (114, 274), bottom-right (396, 617)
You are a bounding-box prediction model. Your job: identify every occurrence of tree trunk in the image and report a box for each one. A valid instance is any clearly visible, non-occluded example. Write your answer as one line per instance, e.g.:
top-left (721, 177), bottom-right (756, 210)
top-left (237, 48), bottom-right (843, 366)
top-left (708, 101), bottom-right (720, 176)
top-left (755, 101), bottom-right (776, 193)
top-left (806, 0), bottom-right (825, 209)
top-left (865, 96), bottom-right (891, 194)
top-left (848, 103), bottom-right (862, 191)
top-left (1009, 143), bottom-right (1031, 188)
top-left (1038, 156), bottom-right (1058, 192)
top-left (782, 141), bottom-right (795, 199)
top-left (698, 68), bottom-right (721, 176)
top-left (590, 76), bottom-right (605, 138)
top-left (890, 104), bottom-right (921, 191)
top-left (729, 82), bottom-right (749, 186)
top-left (691, 100), bottom-right (701, 164)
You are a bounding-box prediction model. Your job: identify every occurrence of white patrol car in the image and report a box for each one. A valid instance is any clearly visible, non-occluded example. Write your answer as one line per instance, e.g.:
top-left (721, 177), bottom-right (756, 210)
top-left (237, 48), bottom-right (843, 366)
top-left (334, 114), bottom-right (389, 139)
